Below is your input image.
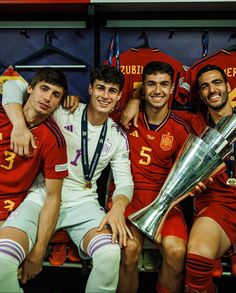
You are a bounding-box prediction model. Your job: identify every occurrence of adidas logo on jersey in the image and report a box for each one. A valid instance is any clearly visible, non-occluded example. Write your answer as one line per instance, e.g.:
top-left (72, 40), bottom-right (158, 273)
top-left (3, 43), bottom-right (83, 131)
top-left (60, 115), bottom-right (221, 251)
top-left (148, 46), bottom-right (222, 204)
top-left (130, 130), bottom-right (139, 137)
top-left (64, 125), bottom-right (74, 132)
top-left (147, 134), bottom-right (155, 140)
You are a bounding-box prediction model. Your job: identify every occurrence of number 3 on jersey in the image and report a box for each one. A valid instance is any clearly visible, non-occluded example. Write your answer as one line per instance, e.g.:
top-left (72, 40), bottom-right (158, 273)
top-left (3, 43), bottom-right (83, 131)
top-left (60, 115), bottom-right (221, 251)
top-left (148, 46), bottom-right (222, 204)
top-left (0, 132), bottom-right (16, 170)
top-left (1, 151), bottom-right (16, 170)
top-left (139, 146), bottom-right (152, 165)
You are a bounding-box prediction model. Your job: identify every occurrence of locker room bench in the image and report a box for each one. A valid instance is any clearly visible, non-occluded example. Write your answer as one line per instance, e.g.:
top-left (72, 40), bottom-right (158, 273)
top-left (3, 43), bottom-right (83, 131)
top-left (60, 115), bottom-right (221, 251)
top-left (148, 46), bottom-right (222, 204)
top-left (43, 229), bottom-right (235, 277)
top-left (43, 166), bottom-right (236, 278)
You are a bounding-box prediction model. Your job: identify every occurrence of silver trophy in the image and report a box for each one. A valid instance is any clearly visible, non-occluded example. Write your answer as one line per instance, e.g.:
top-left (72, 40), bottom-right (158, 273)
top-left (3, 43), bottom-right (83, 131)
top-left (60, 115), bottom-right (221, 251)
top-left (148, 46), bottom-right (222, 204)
top-left (129, 114), bottom-right (236, 241)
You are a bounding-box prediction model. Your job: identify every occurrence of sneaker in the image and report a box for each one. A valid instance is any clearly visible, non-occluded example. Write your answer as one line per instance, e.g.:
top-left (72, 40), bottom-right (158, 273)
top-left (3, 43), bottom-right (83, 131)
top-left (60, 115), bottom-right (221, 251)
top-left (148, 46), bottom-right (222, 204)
top-left (212, 258), bottom-right (223, 277)
top-left (68, 242), bottom-right (81, 263)
top-left (50, 229), bottom-right (70, 243)
top-left (143, 249), bottom-right (162, 271)
top-left (138, 252), bottom-right (143, 270)
top-left (49, 243), bottom-right (67, 266)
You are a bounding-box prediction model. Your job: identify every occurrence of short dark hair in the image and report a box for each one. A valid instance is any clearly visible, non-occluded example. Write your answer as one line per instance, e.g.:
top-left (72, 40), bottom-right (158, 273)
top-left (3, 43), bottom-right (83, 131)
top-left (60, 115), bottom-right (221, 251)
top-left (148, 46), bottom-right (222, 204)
top-left (29, 68), bottom-right (68, 104)
top-left (90, 65), bottom-right (124, 92)
top-left (196, 64), bottom-right (227, 86)
top-left (142, 61), bottom-right (174, 83)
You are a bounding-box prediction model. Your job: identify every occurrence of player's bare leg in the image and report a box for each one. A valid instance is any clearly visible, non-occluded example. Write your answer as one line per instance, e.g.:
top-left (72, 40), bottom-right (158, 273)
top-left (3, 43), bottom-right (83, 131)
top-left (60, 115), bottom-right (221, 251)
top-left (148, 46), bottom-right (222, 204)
top-left (185, 216), bottom-right (231, 292)
top-left (157, 236), bottom-right (187, 293)
top-left (117, 225), bottom-right (144, 293)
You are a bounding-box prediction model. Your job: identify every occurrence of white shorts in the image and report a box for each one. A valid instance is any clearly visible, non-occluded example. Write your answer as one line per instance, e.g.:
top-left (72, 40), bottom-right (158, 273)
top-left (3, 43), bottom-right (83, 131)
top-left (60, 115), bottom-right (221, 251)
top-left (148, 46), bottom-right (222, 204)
top-left (2, 179), bottom-right (108, 259)
top-left (1, 199), bottom-right (41, 245)
top-left (57, 200), bottom-right (107, 259)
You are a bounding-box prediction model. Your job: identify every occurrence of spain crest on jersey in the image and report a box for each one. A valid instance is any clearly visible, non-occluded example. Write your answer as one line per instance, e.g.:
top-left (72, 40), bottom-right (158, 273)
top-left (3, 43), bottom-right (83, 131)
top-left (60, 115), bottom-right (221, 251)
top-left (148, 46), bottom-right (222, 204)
top-left (160, 133), bottom-right (174, 151)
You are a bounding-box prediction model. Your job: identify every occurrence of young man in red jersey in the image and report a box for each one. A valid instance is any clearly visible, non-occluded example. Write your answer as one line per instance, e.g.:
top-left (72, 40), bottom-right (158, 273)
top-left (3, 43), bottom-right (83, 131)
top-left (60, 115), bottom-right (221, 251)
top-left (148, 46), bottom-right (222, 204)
top-left (1, 65), bottom-right (134, 293)
top-left (121, 64), bottom-right (236, 293)
top-left (0, 68), bottom-right (68, 292)
top-left (118, 61), bottom-right (193, 293)
top-left (181, 65), bottom-right (235, 293)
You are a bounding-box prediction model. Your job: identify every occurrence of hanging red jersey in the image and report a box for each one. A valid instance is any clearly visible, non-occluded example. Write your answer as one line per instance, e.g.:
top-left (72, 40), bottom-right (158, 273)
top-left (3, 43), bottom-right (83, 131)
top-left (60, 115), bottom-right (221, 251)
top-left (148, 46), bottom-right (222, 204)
top-left (104, 48), bottom-right (189, 113)
top-left (186, 49), bottom-right (236, 108)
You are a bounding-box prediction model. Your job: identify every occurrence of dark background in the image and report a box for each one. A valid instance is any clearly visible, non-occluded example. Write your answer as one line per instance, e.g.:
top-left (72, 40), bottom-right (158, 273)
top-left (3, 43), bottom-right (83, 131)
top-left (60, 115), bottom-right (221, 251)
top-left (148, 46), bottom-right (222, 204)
top-left (22, 266), bottom-right (235, 293)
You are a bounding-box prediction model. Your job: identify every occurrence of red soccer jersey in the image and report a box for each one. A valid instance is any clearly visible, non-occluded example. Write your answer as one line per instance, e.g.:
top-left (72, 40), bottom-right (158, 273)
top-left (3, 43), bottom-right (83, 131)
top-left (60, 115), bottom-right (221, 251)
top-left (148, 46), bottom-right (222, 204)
top-left (127, 110), bottom-right (192, 192)
top-left (175, 110), bottom-right (236, 208)
top-left (104, 48), bottom-right (189, 115)
top-left (185, 49), bottom-right (236, 108)
top-left (0, 105), bottom-right (68, 208)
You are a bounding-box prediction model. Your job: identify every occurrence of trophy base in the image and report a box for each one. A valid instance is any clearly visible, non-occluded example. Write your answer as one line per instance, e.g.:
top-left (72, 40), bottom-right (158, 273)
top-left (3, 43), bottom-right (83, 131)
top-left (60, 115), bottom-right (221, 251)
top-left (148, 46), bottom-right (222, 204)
top-left (130, 190), bottom-right (192, 243)
top-left (154, 164), bottom-right (226, 243)
top-left (153, 191), bottom-right (191, 244)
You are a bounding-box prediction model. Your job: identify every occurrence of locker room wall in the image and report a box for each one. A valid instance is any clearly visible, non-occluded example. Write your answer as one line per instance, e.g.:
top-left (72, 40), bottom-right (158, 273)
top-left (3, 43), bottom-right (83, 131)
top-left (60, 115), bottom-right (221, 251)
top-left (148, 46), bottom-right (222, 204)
top-left (1, 28), bottom-right (235, 100)
top-left (100, 28), bottom-right (236, 67)
top-left (0, 28), bottom-right (94, 102)
top-left (0, 5), bottom-right (235, 102)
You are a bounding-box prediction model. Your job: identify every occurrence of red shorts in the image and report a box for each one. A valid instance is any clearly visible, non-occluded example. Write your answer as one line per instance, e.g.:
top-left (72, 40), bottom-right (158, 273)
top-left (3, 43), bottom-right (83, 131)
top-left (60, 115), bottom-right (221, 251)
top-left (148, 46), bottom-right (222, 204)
top-left (0, 197), bottom-right (24, 220)
top-left (195, 201), bottom-right (236, 254)
top-left (126, 189), bottom-right (188, 241)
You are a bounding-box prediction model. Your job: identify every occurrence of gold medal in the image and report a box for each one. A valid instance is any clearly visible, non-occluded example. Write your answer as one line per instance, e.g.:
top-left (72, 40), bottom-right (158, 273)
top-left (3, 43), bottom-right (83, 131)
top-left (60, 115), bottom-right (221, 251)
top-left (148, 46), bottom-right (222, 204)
top-left (226, 178), bottom-right (236, 186)
top-left (84, 180), bottom-right (92, 190)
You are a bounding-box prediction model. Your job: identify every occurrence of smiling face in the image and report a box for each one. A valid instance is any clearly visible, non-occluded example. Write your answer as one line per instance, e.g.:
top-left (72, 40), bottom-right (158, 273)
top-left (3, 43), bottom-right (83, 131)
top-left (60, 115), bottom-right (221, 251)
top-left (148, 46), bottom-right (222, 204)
top-left (198, 70), bottom-right (231, 111)
top-left (143, 71), bottom-right (174, 110)
top-left (88, 79), bottom-right (122, 115)
top-left (27, 81), bottom-right (64, 116)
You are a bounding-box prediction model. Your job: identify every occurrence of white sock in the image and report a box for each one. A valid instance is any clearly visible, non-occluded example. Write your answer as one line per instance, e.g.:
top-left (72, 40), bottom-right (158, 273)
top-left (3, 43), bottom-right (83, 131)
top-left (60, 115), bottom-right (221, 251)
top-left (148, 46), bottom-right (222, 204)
top-left (0, 239), bottom-right (25, 292)
top-left (85, 234), bottom-right (120, 293)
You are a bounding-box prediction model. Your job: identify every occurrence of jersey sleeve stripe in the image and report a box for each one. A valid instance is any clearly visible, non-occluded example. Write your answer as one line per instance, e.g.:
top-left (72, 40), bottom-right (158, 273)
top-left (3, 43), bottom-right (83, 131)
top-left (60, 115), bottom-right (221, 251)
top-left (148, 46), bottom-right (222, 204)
top-left (45, 116), bottom-right (66, 148)
top-left (170, 112), bottom-right (194, 134)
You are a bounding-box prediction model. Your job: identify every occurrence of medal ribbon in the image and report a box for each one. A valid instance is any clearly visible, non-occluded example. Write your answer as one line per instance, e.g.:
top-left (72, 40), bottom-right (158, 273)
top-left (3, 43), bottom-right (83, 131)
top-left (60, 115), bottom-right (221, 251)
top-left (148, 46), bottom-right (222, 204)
top-left (81, 107), bottom-right (107, 186)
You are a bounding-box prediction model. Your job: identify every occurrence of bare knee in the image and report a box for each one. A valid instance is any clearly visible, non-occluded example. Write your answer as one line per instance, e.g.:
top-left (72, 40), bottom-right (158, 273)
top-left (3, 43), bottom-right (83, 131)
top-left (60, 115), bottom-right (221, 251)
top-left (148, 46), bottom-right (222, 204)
top-left (0, 227), bottom-right (29, 254)
top-left (121, 238), bottom-right (142, 268)
top-left (162, 237), bottom-right (186, 274)
top-left (187, 238), bottom-right (213, 259)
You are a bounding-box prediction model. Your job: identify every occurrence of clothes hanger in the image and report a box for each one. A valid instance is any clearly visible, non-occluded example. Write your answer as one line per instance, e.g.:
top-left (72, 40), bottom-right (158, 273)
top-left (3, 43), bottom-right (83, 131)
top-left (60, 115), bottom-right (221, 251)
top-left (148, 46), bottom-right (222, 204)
top-left (202, 29), bottom-right (209, 58)
top-left (135, 30), bottom-right (150, 49)
top-left (14, 31), bottom-right (88, 70)
top-left (226, 31), bottom-right (236, 51)
top-left (168, 29), bottom-right (175, 39)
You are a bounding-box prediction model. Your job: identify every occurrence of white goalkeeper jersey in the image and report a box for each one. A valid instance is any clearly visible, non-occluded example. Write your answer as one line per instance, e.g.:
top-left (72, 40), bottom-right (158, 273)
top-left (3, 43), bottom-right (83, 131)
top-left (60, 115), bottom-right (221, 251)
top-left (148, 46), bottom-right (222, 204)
top-left (53, 103), bottom-right (133, 207)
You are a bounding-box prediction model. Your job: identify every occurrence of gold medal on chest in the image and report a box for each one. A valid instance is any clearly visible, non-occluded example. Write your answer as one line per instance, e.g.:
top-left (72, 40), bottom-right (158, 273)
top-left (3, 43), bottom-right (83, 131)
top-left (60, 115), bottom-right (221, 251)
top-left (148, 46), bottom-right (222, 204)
top-left (84, 180), bottom-right (92, 190)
